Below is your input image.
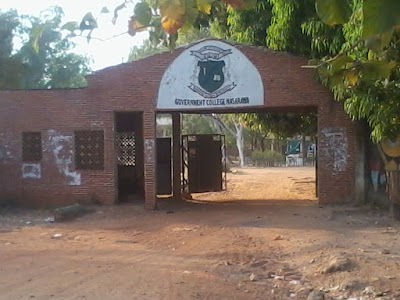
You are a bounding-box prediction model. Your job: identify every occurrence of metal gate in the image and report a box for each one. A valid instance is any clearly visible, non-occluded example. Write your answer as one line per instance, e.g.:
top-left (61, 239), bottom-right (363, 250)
top-left (157, 137), bottom-right (172, 195)
top-left (182, 134), bottom-right (226, 194)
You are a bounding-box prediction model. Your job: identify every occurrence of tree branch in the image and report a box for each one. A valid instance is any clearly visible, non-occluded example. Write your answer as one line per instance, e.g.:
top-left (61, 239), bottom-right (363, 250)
top-left (301, 39), bottom-right (364, 69)
top-left (206, 114), bottom-right (237, 137)
top-left (73, 31), bottom-right (128, 42)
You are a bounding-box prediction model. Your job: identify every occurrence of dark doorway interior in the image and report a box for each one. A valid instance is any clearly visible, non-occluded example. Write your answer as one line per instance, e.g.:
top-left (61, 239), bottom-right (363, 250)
top-left (115, 112), bottom-right (144, 202)
top-left (157, 137), bottom-right (172, 195)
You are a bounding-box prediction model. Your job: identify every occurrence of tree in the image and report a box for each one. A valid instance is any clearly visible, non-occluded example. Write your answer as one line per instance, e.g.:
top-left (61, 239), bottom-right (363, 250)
top-left (210, 0), bottom-right (273, 46)
top-left (0, 7), bottom-right (90, 90)
top-left (311, 0), bottom-right (400, 142)
top-left (0, 9), bottom-right (26, 89)
top-left (129, 39), bottom-right (169, 61)
top-left (310, 0), bottom-right (400, 217)
top-left (182, 114), bottom-right (216, 135)
top-left (129, 27), bottom-right (210, 61)
top-left (243, 113), bottom-right (317, 139)
top-left (66, 0), bottom-right (261, 49)
top-left (243, 112), bottom-right (317, 162)
top-left (205, 114), bottom-right (247, 167)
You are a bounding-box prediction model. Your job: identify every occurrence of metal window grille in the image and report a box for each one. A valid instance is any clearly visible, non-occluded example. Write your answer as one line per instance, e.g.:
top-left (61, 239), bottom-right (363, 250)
top-left (74, 130), bottom-right (104, 170)
top-left (22, 132), bottom-right (42, 162)
top-left (116, 132), bottom-right (136, 166)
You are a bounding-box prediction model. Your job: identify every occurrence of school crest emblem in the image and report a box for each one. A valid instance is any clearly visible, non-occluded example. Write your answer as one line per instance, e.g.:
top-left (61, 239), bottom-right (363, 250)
top-left (189, 45), bottom-right (237, 98)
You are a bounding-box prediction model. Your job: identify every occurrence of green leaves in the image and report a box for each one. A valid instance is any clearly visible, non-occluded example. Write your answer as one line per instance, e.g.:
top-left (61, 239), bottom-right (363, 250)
top-left (361, 61), bottom-right (396, 81)
top-left (0, 7), bottom-right (90, 90)
top-left (134, 2), bottom-right (153, 27)
top-left (79, 12), bottom-right (98, 31)
top-left (242, 112), bottom-right (317, 139)
top-left (77, 12), bottom-right (98, 43)
top-left (361, 1), bottom-right (400, 53)
top-left (31, 24), bottom-right (44, 53)
top-left (61, 21), bottom-right (79, 32)
top-left (159, 0), bottom-right (187, 35)
top-left (315, 0), bottom-right (400, 49)
top-left (321, 58), bottom-right (396, 90)
top-left (78, 12), bottom-right (98, 43)
top-left (197, 0), bottom-right (214, 14)
top-left (330, 54), bottom-right (353, 73)
top-left (100, 7), bottom-right (110, 14)
top-left (60, 0), bottom-right (260, 46)
top-left (344, 70), bottom-right (358, 87)
top-left (315, 0), bottom-right (352, 26)
top-left (128, 2), bottom-right (153, 36)
top-left (364, 35), bottom-right (383, 52)
top-left (222, 0), bottom-right (257, 10)
top-left (362, 0), bottom-right (400, 38)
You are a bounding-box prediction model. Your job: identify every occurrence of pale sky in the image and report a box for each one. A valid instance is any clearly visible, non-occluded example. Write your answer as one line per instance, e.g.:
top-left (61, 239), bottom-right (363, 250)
top-left (0, 0), bottom-right (148, 70)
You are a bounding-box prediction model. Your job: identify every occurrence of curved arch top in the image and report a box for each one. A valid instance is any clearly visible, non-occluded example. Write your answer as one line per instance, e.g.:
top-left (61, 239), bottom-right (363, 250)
top-left (157, 40), bottom-right (264, 110)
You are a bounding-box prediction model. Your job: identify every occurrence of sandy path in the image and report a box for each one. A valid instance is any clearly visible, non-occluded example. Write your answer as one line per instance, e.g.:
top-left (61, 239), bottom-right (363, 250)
top-left (1, 167), bottom-right (399, 300)
top-left (192, 167), bottom-right (317, 202)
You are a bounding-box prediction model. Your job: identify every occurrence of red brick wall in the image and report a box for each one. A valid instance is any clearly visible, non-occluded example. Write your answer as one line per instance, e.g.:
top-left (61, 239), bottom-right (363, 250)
top-left (0, 39), bottom-right (359, 208)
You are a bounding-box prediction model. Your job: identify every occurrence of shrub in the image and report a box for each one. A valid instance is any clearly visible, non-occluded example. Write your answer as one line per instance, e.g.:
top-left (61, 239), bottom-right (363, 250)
top-left (251, 150), bottom-right (285, 167)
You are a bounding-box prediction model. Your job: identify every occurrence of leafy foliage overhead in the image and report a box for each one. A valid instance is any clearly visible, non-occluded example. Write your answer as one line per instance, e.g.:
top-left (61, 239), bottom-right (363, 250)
top-left (312, 0), bottom-right (400, 141)
top-left (243, 113), bottom-right (317, 139)
top-left (315, 0), bottom-right (351, 26)
top-left (0, 7), bottom-right (90, 90)
top-left (67, 0), bottom-right (400, 142)
top-left (65, 0), bottom-right (257, 48)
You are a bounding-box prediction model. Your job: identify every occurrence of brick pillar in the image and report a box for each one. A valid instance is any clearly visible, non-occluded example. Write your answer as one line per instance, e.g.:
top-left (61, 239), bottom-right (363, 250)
top-left (318, 101), bottom-right (358, 204)
top-left (143, 111), bottom-right (157, 209)
top-left (172, 113), bottom-right (181, 199)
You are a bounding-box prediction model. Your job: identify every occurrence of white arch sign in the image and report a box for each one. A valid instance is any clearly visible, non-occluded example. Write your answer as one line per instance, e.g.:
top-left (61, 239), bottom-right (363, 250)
top-left (157, 40), bottom-right (264, 110)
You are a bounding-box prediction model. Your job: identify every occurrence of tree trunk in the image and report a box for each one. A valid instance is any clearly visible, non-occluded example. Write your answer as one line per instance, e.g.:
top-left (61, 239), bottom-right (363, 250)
top-left (301, 135), bottom-right (307, 166)
top-left (387, 171), bottom-right (400, 220)
top-left (207, 114), bottom-right (246, 167)
top-left (260, 138), bottom-right (265, 152)
top-left (235, 123), bottom-right (245, 167)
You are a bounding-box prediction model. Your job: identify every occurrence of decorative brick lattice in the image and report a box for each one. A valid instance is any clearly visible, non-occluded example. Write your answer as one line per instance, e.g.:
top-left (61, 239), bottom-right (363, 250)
top-left (116, 132), bottom-right (135, 166)
top-left (74, 130), bottom-right (104, 170)
top-left (22, 132), bottom-right (42, 162)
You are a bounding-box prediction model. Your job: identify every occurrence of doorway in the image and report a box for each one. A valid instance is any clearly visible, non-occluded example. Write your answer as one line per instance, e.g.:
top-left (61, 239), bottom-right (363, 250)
top-left (115, 112), bottom-right (144, 202)
top-left (178, 112), bottom-right (318, 204)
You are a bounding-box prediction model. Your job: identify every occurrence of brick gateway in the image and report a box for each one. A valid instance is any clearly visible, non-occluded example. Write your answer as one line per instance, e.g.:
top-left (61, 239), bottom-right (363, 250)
top-left (0, 39), bottom-right (365, 208)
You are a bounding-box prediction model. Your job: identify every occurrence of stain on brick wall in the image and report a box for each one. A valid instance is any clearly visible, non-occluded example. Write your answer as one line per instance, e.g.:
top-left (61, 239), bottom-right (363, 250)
top-left (45, 130), bottom-right (81, 186)
top-left (0, 133), bottom-right (15, 163)
top-left (321, 127), bottom-right (348, 175)
top-left (22, 163), bottom-right (41, 179)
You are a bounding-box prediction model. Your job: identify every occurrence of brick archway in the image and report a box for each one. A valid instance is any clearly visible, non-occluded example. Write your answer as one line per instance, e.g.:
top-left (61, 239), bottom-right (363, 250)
top-left (0, 39), bottom-right (363, 208)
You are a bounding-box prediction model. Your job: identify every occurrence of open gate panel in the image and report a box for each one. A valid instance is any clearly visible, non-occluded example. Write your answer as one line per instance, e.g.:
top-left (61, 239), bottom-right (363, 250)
top-left (182, 134), bottom-right (227, 194)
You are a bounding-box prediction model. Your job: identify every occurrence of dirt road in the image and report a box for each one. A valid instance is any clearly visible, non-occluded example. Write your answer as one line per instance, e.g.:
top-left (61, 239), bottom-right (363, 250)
top-left (1, 167), bottom-right (399, 299)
